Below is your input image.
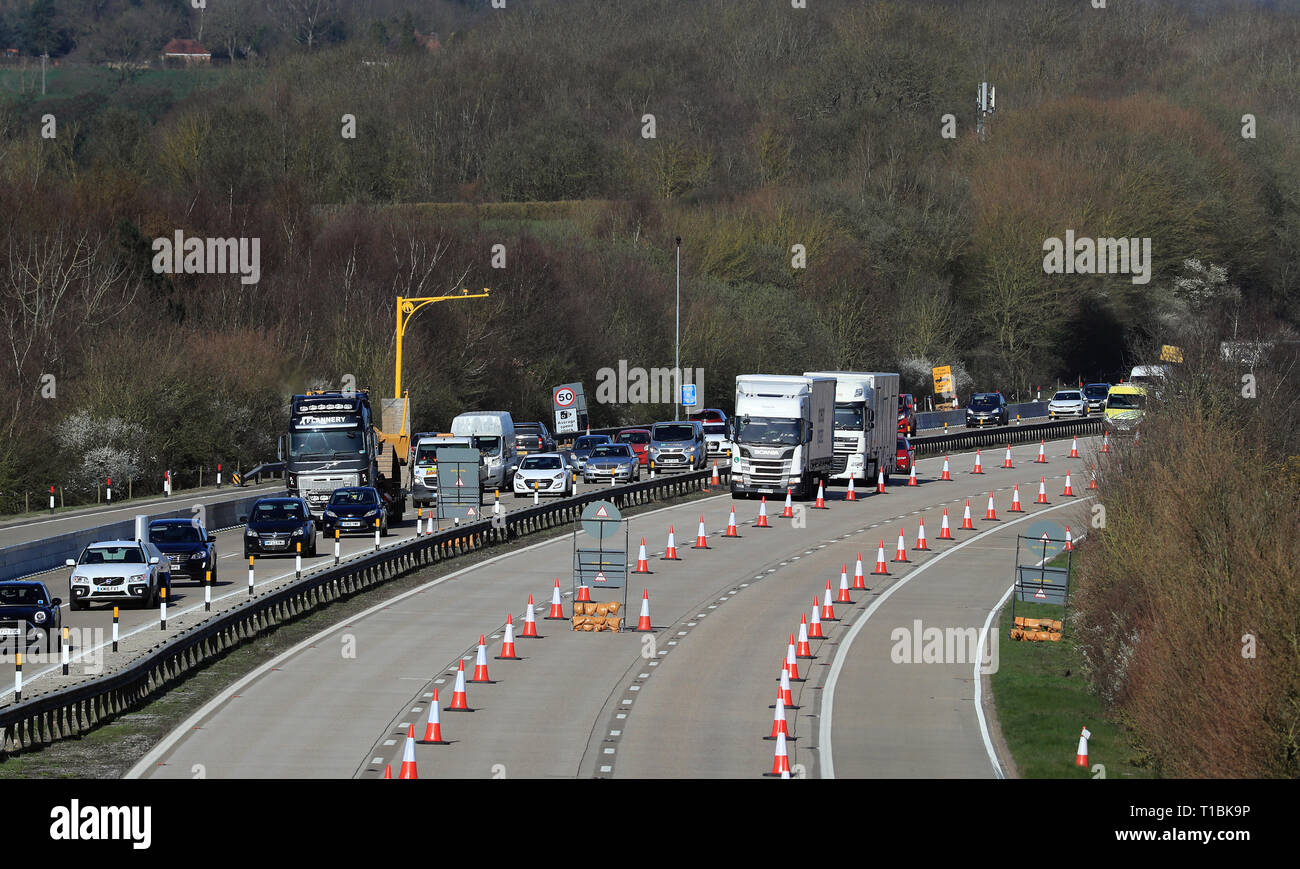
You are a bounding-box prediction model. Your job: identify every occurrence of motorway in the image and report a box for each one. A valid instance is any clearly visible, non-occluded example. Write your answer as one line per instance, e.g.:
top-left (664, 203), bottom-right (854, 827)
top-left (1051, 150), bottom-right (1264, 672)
top-left (128, 434), bottom-right (1100, 779)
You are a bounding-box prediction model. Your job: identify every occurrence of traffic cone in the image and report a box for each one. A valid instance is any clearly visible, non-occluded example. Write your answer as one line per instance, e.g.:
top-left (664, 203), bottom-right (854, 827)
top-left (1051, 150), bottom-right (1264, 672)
top-left (1062, 472), bottom-right (1074, 497)
top-left (777, 661), bottom-right (797, 707)
top-left (907, 463), bottom-right (918, 486)
top-left (766, 730), bottom-right (792, 777)
top-left (1101, 433), bottom-right (1110, 453)
top-left (692, 515), bottom-right (709, 549)
top-left (940, 456), bottom-right (952, 480)
top-left (972, 449), bottom-right (984, 474)
top-left (984, 491), bottom-right (998, 520)
top-left (873, 540), bottom-right (889, 574)
top-left (836, 565), bottom-right (853, 603)
top-left (939, 507), bottom-right (953, 539)
top-left (710, 461), bottom-right (720, 487)
top-left (876, 466), bottom-right (886, 493)
top-left (846, 477), bottom-right (857, 501)
top-left (808, 598), bottom-right (825, 638)
top-left (1089, 466), bottom-right (1099, 490)
top-left (383, 764), bottom-right (392, 779)
top-left (1065, 526), bottom-right (1074, 551)
top-left (470, 635), bottom-right (493, 683)
top-left (1069, 437), bottom-right (1079, 459)
top-left (1036, 477), bottom-right (1048, 504)
top-left (576, 584), bottom-right (592, 602)
top-left (785, 637), bottom-right (804, 682)
top-left (961, 499), bottom-right (974, 529)
top-left (633, 537), bottom-right (651, 572)
top-left (724, 505), bottom-right (740, 537)
top-left (418, 690), bottom-right (450, 744)
top-left (1075, 726), bottom-right (1091, 767)
top-left (796, 618), bottom-right (814, 657)
top-left (755, 497), bottom-right (771, 527)
top-left (515, 594), bottom-right (542, 638)
top-left (852, 552), bottom-right (867, 589)
top-left (893, 529), bottom-right (909, 562)
top-left (545, 579), bottom-right (565, 620)
top-left (781, 487), bottom-right (795, 518)
top-left (813, 479), bottom-right (828, 508)
top-left (495, 614), bottom-right (520, 659)
top-left (1009, 485), bottom-right (1023, 512)
top-left (821, 582), bottom-right (838, 621)
top-left (765, 690), bottom-right (790, 740)
top-left (914, 518), bottom-right (929, 550)
top-left (1035, 440), bottom-right (1047, 463)
top-left (398, 724), bottom-right (418, 778)
top-left (636, 589), bottom-right (652, 631)
top-left (445, 661), bottom-right (472, 712)
top-left (1002, 445), bottom-right (1014, 468)
top-left (662, 526), bottom-right (681, 560)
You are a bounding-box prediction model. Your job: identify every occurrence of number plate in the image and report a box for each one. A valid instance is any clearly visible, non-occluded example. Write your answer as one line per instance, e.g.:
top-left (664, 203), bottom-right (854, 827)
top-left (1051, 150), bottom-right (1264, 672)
top-left (264, 539), bottom-right (287, 547)
top-left (342, 520), bottom-right (361, 527)
top-left (0, 627), bottom-right (21, 637)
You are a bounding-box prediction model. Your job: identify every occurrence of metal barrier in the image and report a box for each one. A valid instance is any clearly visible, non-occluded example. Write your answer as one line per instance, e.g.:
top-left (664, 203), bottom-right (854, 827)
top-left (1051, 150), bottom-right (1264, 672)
top-left (910, 416), bottom-right (1102, 458)
top-left (0, 466), bottom-right (727, 756)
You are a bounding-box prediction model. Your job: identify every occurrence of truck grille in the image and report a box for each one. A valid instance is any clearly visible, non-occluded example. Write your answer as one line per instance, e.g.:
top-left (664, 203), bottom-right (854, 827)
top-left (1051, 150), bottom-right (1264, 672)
top-left (830, 456), bottom-right (847, 473)
top-left (746, 457), bottom-right (789, 486)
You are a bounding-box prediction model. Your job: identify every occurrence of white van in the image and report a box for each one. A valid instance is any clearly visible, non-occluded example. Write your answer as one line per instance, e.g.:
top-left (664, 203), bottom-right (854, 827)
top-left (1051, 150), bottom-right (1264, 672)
top-left (449, 412), bottom-right (517, 490)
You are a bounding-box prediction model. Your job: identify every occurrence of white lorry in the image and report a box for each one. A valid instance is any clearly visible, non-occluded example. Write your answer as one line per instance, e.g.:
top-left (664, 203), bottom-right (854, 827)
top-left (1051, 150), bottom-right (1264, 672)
top-left (730, 374), bottom-right (835, 499)
top-left (448, 411), bottom-right (517, 491)
top-left (803, 371), bottom-right (900, 486)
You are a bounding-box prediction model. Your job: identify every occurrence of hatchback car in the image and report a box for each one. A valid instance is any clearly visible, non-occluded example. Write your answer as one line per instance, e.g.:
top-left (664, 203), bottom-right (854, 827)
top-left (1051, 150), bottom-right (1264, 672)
top-left (896, 436), bottom-right (915, 474)
top-left (1048, 390), bottom-right (1088, 417)
top-left (966, 392), bottom-right (1008, 427)
top-left (615, 428), bottom-right (652, 466)
top-left (570, 434), bottom-right (614, 471)
top-left (0, 581), bottom-right (61, 643)
top-left (512, 453), bottom-right (575, 498)
top-left (242, 497), bottom-right (317, 558)
top-left (66, 540), bottom-right (172, 610)
top-left (1082, 383), bottom-right (1111, 413)
top-left (582, 443), bottom-right (641, 484)
top-left (148, 518), bottom-right (217, 583)
top-left (322, 487), bottom-right (390, 536)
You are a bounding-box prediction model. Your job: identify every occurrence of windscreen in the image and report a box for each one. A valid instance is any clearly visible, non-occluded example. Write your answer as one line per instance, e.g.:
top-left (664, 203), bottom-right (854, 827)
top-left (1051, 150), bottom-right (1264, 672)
top-left (149, 524), bottom-right (202, 544)
top-left (254, 501), bottom-right (306, 520)
top-left (1054, 392), bottom-right (1082, 401)
top-left (1084, 385), bottom-right (1109, 399)
top-left (735, 416), bottom-right (801, 446)
top-left (81, 546), bottom-right (145, 565)
top-left (0, 585), bottom-right (44, 605)
top-left (617, 431), bottom-right (650, 445)
top-left (289, 430), bottom-right (363, 459)
top-left (330, 489), bottom-right (378, 505)
top-left (970, 395), bottom-right (999, 411)
top-left (834, 405), bottom-right (863, 430)
top-left (521, 456), bottom-right (563, 470)
top-left (591, 445), bottom-right (631, 458)
top-left (651, 424), bottom-right (695, 442)
top-left (702, 423), bottom-right (727, 435)
top-left (1107, 392), bottom-right (1146, 410)
top-left (575, 436), bottom-right (610, 450)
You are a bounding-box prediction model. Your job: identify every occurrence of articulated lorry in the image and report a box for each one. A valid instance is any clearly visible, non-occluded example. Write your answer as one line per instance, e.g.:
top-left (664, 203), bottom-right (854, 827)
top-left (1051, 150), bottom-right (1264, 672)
top-left (281, 390), bottom-right (405, 525)
top-left (803, 371), bottom-right (900, 485)
top-left (730, 374), bottom-right (835, 499)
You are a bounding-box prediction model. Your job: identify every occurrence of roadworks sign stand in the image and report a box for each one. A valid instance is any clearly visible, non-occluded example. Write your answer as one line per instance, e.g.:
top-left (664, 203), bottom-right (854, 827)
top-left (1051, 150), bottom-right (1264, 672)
top-left (571, 500), bottom-right (629, 632)
top-left (435, 446), bottom-right (483, 529)
top-left (1010, 533), bottom-right (1073, 641)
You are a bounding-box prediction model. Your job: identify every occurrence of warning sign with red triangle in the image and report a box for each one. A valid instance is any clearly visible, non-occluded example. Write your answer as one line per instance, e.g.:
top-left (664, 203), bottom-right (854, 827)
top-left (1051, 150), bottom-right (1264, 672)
top-left (455, 475), bottom-right (465, 487)
top-left (466, 507), bottom-right (477, 518)
top-left (593, 504), bottom-right (610, 518)
top-left (1034, 585), bottom-right (1047, 599)
top-left (593, 571), bottom-right (607, 584)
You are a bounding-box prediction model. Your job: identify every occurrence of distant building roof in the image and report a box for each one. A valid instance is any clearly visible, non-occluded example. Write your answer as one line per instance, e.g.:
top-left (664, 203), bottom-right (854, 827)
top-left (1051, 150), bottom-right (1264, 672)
top-left (162, 38), bottom-right (210, 57)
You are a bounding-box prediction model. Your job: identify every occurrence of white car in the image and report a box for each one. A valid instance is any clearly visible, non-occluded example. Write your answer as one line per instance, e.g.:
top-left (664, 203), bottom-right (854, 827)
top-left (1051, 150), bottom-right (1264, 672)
top-left (66, 540), bottom-right (172, 611)
top-left (512, 453), bottom-right (575, 498)
top-left (1048, 390), bottom-right (1088, 417)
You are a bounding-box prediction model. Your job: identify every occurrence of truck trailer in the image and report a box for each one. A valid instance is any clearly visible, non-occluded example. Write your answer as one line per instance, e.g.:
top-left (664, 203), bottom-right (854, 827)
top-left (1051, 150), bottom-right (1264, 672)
top-left (803, 371), bottom-right (900, 485)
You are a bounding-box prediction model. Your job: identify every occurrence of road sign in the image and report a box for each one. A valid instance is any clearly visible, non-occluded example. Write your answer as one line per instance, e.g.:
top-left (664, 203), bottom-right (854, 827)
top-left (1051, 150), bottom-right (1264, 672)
top-left (555, 407), bottom-right (578, 435)
top-left (580, 500), bottom-right (622, 540)
top-left (1160, 344), bottom-right (1183, 363)
top-left (435, 447), bottom-right (482, 525)
top-left (932, 365), bottom-right (953, 396)
top-left (681, 383), bottom-right (697, 407)
top-left (554, 386), bottom-right (576, 408)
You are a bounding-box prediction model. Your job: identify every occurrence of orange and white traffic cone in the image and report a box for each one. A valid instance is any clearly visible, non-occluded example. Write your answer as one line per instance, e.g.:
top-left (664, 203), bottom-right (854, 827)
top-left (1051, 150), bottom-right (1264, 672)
top-left (445, 661), bottom-right (472, 712)
top-left (893, 529), bottom-right (909, 562)
top-left (852, 552), bottom-right (867, 589)
top-left (724, 505), bottom-right (741, 537)
top-left (766, 730), bottom-right (792, 777)
top-left (519, 594), bottom-right (541, 638)
top-left (1089, 466), bottom-right (1099, 490)
top-left (1069, 437), bottom-right (1079, 459)
top-left (876, 466), bottom-right (886, 493)
top-left (914, 518), bottom-right (929, 550)
top-left (546, 579), bottom-right (566, 620)
top-left (710, 461), bottom-right (721, 487)
top-left (495, 614), bottom-right (520, 660)
top-left (576, 584), bottom-right (592, 602)
top-left (907, 463), bottom-right (918, 486)
top-left (940, 456), bottom-right (952, 480)
top-left (785, 636), bottom-right (804, 682)
top-left (765, 690), bottom-right (790, 740)
top-left (781, 487), bottom-right (795, 518)
top-left (1035, 440), bottom-right (1047, 463)
top-left (1002, 445), bottom-right (1014, 468)
top-left (836, 565), bottom-right (853, 603)
top-left (939, 507), bottom-right (953, 539)
top-left (662, 526), bottom-right (681, 560)
top-left (1075, 726), bottom-right (1091, 767)
top-left (470, 635), bottom-right (493, 683)
top-left (636, 589), bottom-right (652, 632)
top-left (813, 480), bottom-right (828, 509)
top-left (1036, 476), bottom-right (1048, 504)
top-left (1062, 472), bottom-right (1074, 497)
top-left (1065, 526), bottom-right (1074, 551)
top-left (846, 477), bottom-right (857, 501)
top-left (398, 724), bottom-right (418, 778)
top-left (633, 537), bottom-right (651, 572)
top-left (984, 492), bottom-right (998, 521)
top-left (418, 690), bottom-right (450, 745)
top-left (1101, 433), bottom-right (1110, 453)
top-left (808, 597), bottom-right (825, 638)
top-left (1009, 485), bottom-right (1024, 512)
top-left (383, 764), bottom-right (392, 779)
top-left (796, 618), bottom-right (814, 657)
top-left (972, 449), bottom-right (984, 474)
top-left (755, 497), bottom-right (771, 527)
top-left (873, 540), bottom-right (889, 574)
top-left (777, 660), bottom-right (797, 707)
top-left (821, 582), bottom-right (838, 621)
top-left (692, 515), bottom-right (709, 549)
top-left (961, 499), bottom-right (975, 529)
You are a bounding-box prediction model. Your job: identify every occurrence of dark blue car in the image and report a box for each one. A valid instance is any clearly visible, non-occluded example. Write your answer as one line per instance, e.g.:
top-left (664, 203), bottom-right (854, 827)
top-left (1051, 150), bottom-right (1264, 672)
top-left (241, 497), bottom-right (317, 558)
top-left (148, 519), bottom-right (217, 583)
top-left (0, 581), bottom-right (62, 645)
top-left (321, 487), bottom-right (390, 537)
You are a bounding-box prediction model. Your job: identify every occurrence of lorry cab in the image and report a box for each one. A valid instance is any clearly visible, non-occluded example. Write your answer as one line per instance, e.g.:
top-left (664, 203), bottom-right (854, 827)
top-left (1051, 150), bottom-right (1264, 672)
top-left (1104, 384), bottom-right (1147, 432)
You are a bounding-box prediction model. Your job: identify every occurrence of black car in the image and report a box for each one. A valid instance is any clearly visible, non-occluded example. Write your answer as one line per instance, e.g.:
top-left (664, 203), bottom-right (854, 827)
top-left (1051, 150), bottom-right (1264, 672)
top-left (514, 422), bottom-right (556, 455)
top-left (321, 487), bottom-right (390, 536)
top-left (966, 392), bottom-right (1009, 427)
top-left (148, 519), bottom-right (217, 583)
top-left (0, 581), bottom-right (62, 646)
top-left (241, 497), bottom-right (317, 557)
top-left (1082, 383), bottom-right (1111, 413)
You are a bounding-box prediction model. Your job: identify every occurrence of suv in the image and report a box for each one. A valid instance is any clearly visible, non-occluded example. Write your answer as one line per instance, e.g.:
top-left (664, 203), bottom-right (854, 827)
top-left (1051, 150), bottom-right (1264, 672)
top-left (648, 421), bottom-right (706, 471)
top-left (148, 519), bottom-right (217, 584)
top-left (965, 392), bottom-right (1008, 427)
top-left (898, 394), bottom-right (917, 436)
top-left (66, 540), bottom-right (172, 610)
top-left (514, 421), bottom-right (555, 456)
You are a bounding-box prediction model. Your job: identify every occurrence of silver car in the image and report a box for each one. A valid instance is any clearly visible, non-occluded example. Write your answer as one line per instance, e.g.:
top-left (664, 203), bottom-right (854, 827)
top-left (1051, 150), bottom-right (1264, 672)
top-left (66, 540), bottom-right (172, 611)
top-left (1048, 390), bottom-right (1088, 418)
top-left (512, 453), bottom-right (575, 498)
top-left (583, 443), bottom-right (641, 484)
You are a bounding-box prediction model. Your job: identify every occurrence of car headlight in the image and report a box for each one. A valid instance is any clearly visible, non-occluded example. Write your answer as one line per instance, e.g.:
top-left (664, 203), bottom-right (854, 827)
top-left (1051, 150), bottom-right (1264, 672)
top-left (553, 473), bottom-right (565, 481)
top-left (246, 528), bottom-right (257, 537)
top-left (364, 509), bottom-right (380, 518)
top-left (292, 527), bottom-right (305, 536)
top-left (34, 610), bottom-right (46, 623)
top-left (324, 510), bottom-right (337, 518)
top-left (129, 573), bottom-right (147, 584)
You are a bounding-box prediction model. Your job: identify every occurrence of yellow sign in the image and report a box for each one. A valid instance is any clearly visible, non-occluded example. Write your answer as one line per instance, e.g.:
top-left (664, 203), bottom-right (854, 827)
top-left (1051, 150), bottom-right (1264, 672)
top-left (932, 365), bottom-right (954, 395)
top-left (1160, 345), bottom-right (1183, 363)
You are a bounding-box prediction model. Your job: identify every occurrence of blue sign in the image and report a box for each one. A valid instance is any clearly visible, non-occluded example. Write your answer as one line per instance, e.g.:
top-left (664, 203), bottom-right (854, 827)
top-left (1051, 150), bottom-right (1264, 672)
top-left (681, 383), bottom-right (697, 407)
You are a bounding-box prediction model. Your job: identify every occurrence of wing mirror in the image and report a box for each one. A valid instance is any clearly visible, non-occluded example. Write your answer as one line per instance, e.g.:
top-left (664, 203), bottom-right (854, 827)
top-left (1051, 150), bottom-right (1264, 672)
top-left (149, 557), bottom-right (160, 565)
top-left (51, 597), bottom-right (62, 606)
top-left (65, 559), bottom-right (76, 568)
top-left (206, 535), bottom-right (216, 543)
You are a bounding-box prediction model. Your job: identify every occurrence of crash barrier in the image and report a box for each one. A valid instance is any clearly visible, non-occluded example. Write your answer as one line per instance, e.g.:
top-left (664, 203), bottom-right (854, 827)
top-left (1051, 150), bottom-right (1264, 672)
top-left (915, 401), bottom-right (1048, 432)
top-left (909, 416), bottom-right (1103, 459)
top-left (0, 466), bottom-right (727, 757)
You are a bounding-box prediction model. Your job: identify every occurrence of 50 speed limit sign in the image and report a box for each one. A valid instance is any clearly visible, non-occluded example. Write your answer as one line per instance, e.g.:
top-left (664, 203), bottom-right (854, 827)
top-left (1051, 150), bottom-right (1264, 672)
top-left (553, 387), bottom-right (576, 408)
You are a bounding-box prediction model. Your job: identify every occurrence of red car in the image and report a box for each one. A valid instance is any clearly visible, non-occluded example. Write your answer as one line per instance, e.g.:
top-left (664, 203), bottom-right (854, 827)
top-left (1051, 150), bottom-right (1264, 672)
top-left (896, 436), bottom-right (914, 474)
top-left (615, 428), bottom-right (652, 466)
top-left (898, 394), bottom-right (917, 437)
